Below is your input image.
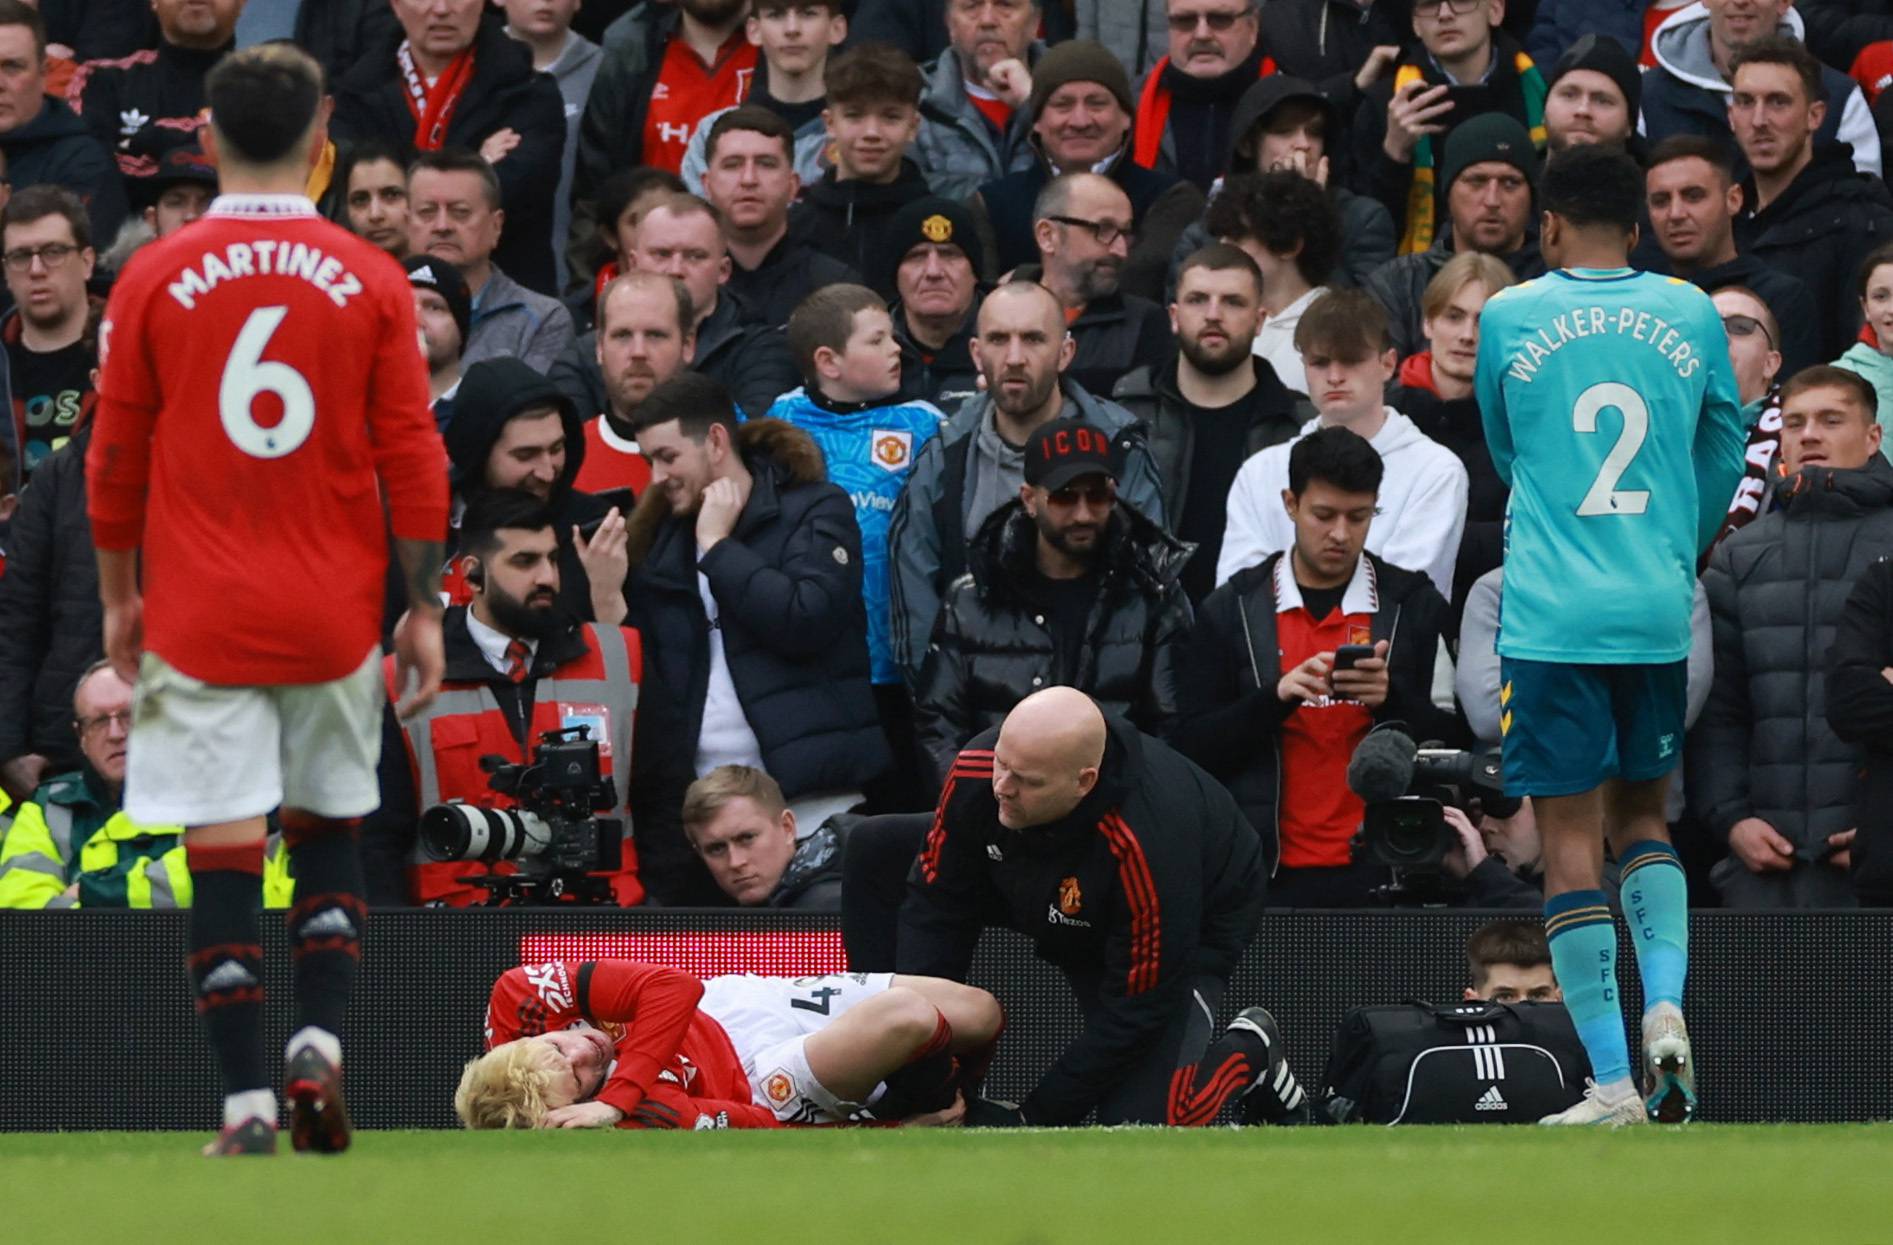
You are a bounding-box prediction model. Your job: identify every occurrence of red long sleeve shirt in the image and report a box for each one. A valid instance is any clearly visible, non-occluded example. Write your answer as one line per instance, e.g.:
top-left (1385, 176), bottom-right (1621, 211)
top-left (87, 195), bottom-right (448, 685)
top-left (483, 960), bottom-right (780, 1130)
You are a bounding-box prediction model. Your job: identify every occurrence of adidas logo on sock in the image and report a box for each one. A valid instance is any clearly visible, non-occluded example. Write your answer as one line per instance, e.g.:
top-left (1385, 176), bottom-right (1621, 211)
top-left (298, 908), bottom-right (358, 940)
top-left (1475, 1085), bottom-right (1508, 1112)
top-left (201, 960), bottom-right (258, 992)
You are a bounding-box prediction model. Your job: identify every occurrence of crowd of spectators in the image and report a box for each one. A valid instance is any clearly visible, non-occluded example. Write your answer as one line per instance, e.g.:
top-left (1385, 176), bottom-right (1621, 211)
top-left (1, 0), bottom-right (1891, 916)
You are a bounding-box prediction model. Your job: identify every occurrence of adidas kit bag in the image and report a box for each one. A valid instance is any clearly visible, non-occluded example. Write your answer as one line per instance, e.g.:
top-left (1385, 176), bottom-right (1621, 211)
top-left (1317, 1000), bottom-right (1591, 1124)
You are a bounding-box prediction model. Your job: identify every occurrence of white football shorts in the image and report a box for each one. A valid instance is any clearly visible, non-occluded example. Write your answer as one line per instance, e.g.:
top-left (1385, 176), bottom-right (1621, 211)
top-left (698, 972), bottom-right (895, 1124)
top-left (125, 648), bottom-right (383, 825)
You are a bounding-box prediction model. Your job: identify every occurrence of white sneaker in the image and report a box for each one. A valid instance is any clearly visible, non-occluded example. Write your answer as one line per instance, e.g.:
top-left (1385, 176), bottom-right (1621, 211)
top-left (1539, 1077), bottom-right (1647, 1127)
top-left (1642, 1001), bottom-right (1696, 1124)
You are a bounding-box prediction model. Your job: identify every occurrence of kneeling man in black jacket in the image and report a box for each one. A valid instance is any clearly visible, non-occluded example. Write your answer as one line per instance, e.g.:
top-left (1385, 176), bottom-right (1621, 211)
top-left (897, 686), bottom-right (1309, 1126)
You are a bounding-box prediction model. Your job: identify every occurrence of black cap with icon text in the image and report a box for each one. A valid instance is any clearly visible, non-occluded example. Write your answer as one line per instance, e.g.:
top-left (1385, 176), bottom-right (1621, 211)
top-left (1025, 418), bottom-right (1118, 491)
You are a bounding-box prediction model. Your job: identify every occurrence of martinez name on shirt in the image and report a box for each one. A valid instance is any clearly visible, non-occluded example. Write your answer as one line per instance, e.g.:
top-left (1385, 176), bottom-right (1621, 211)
top-left (166, 237), bottom-right (366, 310)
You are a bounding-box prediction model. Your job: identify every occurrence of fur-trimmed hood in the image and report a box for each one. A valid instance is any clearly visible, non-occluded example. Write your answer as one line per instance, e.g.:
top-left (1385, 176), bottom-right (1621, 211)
top-left (625, 417), bottom-right (829, 568)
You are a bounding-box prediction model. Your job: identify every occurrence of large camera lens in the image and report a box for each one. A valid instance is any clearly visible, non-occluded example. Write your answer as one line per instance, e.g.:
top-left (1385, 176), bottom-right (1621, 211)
top-left (419, 803), bottom-right (550, 862)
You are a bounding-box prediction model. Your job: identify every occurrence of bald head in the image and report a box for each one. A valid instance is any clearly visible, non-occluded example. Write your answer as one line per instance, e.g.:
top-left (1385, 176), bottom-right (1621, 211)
top-left (978, 278), bottom-right (1065, 335)
top-left (991, 688), bottom-right (1107, 829)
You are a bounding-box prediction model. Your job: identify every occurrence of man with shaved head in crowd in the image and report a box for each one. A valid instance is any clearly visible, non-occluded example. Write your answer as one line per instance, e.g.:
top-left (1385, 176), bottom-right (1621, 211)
top-left (896, 687), bottom-right (1310, 1129)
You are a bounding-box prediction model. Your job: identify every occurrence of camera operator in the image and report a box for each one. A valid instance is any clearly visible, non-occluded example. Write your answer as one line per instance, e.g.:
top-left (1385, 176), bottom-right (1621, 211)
top-left (1174, 426), bottom-right (1461, 906)
top-left (364, 489), bottom-right (644, 907)
top-left (681, 765), bottom-right (847, 911)
top-left (1439, 801), bottom-right (1548, 909)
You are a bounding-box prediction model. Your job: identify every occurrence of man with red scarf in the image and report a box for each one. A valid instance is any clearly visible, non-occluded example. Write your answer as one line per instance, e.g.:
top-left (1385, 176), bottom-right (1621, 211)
top-left (331, 0), bottom-right (565, 296)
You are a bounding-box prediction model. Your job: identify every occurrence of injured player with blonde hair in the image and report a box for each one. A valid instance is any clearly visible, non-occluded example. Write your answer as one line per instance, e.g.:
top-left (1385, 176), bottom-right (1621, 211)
top-left (456, 959), bottom-right (1004, 1129)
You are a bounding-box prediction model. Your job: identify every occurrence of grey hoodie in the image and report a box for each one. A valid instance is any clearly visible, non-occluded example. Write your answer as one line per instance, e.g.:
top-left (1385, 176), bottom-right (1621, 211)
top-left (1644, 1), bottom-right (1881, 176)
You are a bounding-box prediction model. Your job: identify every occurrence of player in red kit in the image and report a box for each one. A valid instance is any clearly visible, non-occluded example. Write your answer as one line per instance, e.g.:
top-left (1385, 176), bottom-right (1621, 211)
top-left (85, 46), bottom-right (450, 1157)
top-left (455, 960), bottom-right (1003, 1130)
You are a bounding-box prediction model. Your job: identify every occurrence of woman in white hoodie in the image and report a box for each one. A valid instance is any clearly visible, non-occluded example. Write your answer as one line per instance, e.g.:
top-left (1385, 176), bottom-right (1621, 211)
top-left (1217, 288), bottom-right (1468, 598)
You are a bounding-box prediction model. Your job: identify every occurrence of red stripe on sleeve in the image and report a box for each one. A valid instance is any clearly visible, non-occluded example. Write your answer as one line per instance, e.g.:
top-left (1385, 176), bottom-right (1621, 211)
top-left (1098, 813), bottom-right (1162, 995)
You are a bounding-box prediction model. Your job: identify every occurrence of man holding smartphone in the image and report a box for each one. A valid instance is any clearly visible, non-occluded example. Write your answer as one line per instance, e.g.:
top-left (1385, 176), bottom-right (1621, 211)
top-left (1348, 0), bottom-right (1549, 258)
top-left (1175, 426), bottom-right (1461, 906)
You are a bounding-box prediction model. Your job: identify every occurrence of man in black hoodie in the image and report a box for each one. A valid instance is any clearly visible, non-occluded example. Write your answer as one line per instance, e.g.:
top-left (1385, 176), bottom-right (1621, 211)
top-left (0, 0), bottom-right (124, 248)
top-left (331, 2), bottom-right (566, 295)
top-left (792, 43), bottom-right (935, 289)
top-left (1729, 38), bottom-right (1893, 357)
top-left (444, 357), bottom-right (625, 627)
top-left (899, 687), bottom-right (1312, 1127)
top-left (1645, 134), bottom-right (1820, 376)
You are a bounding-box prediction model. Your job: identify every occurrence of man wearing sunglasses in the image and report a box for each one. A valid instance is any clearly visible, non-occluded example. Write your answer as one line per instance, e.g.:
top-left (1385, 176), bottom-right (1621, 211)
top-left (1131, 0), bottom-right (1275, 195)
top-left (914, 416), bottom-right (1192, 793)
top-left (888, 279), bottom-right (1164, 687)
top-left (1028, 171), bottom-right (1171, 397)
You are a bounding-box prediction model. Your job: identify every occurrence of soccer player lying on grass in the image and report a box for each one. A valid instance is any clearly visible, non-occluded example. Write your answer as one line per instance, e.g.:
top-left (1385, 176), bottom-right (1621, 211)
top-left (456, 960), bottom-right (1003, 1129)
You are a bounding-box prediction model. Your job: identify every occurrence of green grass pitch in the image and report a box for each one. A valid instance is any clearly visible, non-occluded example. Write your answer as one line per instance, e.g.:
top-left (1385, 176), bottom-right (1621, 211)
top-left (5, 1126), bottom-right (1889, 1243)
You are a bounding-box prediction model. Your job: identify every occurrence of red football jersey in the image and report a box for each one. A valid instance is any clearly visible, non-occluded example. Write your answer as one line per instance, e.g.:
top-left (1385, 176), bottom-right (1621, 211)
top-left (484, 960), bottom-right (780, 1129)
top-left (643, 34), bottom-right (756, 173)
top-left (572, 413), bottom-right (652, 497)
top-left (87, 194), bottom-right (448, 685)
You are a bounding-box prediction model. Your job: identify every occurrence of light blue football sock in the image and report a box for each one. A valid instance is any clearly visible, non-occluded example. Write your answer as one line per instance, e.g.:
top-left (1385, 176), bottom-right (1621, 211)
top-left (1619, 839), bottom-right (1688, 1011)
top-left (1545, 889), bottom-right (1630, 1085)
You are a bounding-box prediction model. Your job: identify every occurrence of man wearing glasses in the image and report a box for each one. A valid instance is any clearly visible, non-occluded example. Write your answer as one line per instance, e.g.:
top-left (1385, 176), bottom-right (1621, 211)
top-left (0, 184), bottom-right (95, 480)
top-left (1028, 171), bottom-right (1170, 397)
top-left (913, 417), bottom-right (1192, 794)
top-left (0, 660), bottom-right (290, 908)
top-left (1350, 0), bottom-right (1548, 258)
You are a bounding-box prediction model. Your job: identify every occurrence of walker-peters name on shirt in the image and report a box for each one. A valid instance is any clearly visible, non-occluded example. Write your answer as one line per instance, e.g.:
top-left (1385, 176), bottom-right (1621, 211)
top-left (1503, 305), bottom-right (1703, 384)
top-left (166, 239), bottom-right (365, 310)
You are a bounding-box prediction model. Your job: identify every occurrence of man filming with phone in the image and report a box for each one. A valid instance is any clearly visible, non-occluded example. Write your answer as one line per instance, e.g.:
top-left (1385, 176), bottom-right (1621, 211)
top-left (1176, 426), bottom-right (1460, 906)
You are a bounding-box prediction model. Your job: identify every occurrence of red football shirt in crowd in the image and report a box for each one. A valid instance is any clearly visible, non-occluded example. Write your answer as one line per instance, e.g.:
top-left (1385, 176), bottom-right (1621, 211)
top-left (573, 413), bottom-right (652, 496)
top-left (643, 32), bottom-right (757, 174)
top-left (484, 959), bottom-right (780, 1129)
top-left (86, 194), bottom-right (449, 686)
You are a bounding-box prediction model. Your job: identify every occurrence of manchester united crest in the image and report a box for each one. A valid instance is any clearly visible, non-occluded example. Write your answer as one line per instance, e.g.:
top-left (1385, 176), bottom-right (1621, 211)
top-left (763, 1070), bottom-right (796, 1106)
top-left (872, 429), bottom-right (913, 472)
top-left (921, 213), bottom-right (954, 243)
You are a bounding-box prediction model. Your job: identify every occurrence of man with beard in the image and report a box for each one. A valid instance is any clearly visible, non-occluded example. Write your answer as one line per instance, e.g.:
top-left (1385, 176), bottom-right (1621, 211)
top-left (1113, 244), bottom-right (1301, 602)
top-left (888, 280), bottom-right (1165, 685)
top-left (366, 488), bottom-right (646, 908)
top-left (913, 417), bottom-right (1193, 793)
top-left (911, 0), bottom-right (1043, 200)
top-left (444, 357), bottom-right (629, 629)
top-left (1028, 173), bottom-right (1170, 398)
top-left (623, 373), bottom-right (889, 904)
top-left (571, 271), bottom-right (695, 499)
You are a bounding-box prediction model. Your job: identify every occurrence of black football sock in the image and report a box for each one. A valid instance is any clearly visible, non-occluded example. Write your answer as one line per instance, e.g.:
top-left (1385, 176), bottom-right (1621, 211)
top-left (282, 812), bottom-right (366, 1048)
top-left (186, 840), bottom-right (269, 1107)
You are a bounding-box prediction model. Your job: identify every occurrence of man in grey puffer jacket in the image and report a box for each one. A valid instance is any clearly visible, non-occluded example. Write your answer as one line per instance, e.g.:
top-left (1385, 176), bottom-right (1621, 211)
top-left (1688, 366), bottom-right (1893, 908)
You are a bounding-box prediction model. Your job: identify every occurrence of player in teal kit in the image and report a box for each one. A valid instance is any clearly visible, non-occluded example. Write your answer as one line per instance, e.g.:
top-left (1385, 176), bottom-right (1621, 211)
top-left (1474, 145), bottom-right (1746, 1126)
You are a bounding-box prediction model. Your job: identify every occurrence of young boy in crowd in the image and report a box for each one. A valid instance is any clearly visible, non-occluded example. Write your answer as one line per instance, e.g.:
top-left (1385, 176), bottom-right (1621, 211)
top-left (681, 0), bottom-right (849, 194)
top-left (1217, 288), bottom-right (1469, 600)
top-left (767, 284), bottom-right (945, 805)
top-left (794, 43), bottom-right (933, 282)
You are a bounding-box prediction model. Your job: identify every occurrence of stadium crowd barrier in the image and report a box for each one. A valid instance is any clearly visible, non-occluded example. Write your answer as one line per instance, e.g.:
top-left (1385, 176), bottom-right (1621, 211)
top-left (0, 908), bottom-right (1881, 1129)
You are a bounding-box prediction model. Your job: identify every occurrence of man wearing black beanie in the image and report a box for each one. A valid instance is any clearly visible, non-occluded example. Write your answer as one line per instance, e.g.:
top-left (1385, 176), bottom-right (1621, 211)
top-left (1544, 34), bottom-right (1641, 155)
top-left (880, 197), bottom-right (988, 410)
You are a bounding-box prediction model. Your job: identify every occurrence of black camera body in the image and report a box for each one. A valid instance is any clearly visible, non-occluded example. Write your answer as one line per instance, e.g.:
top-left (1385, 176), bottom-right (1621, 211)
top-left (1348, 727), bottom-right (1514, 903)
top-left (420, 726), bottom-right (623, 904)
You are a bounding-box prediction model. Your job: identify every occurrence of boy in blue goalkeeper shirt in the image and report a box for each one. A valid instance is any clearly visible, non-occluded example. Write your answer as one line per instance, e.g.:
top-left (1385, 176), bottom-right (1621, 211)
top-left (1474, 145), bottom-right (1746, 1127)
top-left (768, 285), bottom-right (945, 797)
